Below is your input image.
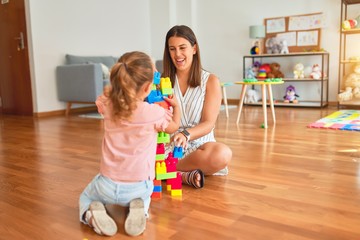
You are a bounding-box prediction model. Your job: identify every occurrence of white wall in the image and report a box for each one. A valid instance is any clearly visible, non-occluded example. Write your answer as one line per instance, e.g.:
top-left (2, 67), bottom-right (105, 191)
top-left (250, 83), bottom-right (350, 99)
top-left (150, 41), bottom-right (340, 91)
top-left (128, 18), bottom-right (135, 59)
top-left (189, 0), bottom-right (342, 101)
top-left (27, 0), bottom-right (360, 113)
top-left (27, 0), bottom-right (151, 113)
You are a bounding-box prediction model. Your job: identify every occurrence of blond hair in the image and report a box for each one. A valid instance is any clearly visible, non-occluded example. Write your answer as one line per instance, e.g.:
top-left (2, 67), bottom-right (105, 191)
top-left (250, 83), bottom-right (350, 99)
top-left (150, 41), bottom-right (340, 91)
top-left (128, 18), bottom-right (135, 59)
top-left (107, 51), bottom-right (153, 121)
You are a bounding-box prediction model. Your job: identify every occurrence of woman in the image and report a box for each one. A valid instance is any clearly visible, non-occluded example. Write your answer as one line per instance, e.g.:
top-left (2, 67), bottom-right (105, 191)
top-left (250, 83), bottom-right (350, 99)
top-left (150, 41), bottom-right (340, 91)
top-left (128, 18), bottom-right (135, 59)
top-left (162, 25), bottom-right (232, 189)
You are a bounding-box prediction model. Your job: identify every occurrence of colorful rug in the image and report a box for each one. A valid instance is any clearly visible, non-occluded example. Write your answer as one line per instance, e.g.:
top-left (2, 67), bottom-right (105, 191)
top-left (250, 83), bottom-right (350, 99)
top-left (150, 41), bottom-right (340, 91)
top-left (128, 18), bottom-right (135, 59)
top-left (307, 110), bottom-right (360, 131)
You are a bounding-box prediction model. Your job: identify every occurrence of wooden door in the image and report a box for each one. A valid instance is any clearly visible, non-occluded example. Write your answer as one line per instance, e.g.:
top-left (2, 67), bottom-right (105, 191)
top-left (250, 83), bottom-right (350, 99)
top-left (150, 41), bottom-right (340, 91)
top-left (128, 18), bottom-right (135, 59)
top-left (0, 0), bottom-right (33, 115)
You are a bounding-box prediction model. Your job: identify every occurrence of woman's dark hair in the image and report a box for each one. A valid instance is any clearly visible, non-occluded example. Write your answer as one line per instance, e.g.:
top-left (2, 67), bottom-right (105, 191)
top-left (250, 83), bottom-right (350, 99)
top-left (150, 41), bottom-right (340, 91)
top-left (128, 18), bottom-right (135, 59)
top-left (162, 25), bottom-right (202, 87)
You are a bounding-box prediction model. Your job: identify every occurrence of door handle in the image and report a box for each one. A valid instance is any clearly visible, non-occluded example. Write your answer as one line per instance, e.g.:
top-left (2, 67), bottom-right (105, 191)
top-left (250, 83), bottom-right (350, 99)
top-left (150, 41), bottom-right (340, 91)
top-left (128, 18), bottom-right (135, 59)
top-left (14, 32), bottom-right (25, 51)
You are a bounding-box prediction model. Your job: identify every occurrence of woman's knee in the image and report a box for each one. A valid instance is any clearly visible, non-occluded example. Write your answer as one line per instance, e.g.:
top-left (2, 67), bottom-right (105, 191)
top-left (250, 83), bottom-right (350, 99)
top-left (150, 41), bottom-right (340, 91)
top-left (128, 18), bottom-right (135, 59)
top-left (209, 143), bottom-right (232, 167)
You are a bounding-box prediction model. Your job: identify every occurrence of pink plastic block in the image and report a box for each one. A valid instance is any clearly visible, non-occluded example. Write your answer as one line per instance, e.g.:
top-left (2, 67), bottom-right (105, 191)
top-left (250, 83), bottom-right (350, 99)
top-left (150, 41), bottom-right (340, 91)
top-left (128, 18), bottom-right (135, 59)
top-left (156, 143), bottom-right (165, 154)
top-left (165, 152), bottom-right (178, 172)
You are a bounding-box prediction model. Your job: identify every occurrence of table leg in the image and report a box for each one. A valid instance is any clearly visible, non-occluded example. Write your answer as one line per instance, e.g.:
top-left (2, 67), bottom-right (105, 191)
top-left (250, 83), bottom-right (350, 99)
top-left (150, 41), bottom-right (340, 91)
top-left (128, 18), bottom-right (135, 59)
top-left (222, 85), bottom-right (229, 118)
top-left (261, 85), bottom-right (267, 129)
top-left (267, 85), bottom-right (276, 123)
top-left (236, 85), bottom-right (247, 124)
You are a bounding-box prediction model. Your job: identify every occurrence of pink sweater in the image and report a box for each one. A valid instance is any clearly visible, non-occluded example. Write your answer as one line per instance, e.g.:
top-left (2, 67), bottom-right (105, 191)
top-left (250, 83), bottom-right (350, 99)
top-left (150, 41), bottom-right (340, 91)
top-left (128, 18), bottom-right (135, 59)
top-left (96, 95), bottom-right (172, 181)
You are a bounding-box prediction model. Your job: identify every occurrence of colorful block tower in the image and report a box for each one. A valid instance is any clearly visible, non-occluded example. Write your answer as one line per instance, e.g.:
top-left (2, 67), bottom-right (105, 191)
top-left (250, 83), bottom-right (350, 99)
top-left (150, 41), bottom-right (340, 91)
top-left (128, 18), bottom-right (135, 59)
top-left (145, 72), bottom-right (182, 198)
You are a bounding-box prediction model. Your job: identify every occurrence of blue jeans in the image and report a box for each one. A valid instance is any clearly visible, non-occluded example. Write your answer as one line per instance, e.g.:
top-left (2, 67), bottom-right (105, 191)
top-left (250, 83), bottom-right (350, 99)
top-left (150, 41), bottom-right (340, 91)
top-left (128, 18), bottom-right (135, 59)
top-left (79, 174), bottom-right (153, 223)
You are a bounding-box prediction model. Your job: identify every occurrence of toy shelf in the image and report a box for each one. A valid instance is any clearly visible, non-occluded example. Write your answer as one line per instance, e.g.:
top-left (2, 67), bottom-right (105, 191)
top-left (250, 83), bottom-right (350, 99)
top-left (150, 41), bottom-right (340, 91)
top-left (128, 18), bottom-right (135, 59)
top-left (242, 52), bottom-right (329, 108)
top-left (338, 0), bottom-right (360, 108)
top-left (246, 101), bottom-right (328, 108)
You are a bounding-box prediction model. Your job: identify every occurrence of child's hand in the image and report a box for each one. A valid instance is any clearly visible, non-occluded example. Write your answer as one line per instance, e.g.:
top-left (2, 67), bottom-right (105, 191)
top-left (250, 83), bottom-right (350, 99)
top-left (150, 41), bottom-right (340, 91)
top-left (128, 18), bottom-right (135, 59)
top-left (163, 95), bottom-right (178, 108)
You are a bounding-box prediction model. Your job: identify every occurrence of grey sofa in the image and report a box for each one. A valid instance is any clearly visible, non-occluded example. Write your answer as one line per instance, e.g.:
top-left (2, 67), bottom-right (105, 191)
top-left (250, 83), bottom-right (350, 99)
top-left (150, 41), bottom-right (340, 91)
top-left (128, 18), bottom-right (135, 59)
top-left (56, 54), bottom-right (117, 115)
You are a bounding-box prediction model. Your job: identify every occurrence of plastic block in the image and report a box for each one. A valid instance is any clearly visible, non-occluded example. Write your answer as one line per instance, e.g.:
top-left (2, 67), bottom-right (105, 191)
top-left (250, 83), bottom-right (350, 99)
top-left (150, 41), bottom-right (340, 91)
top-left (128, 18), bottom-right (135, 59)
top-left (157, 132), bottom-right (170, 143)
top-left (171, 189), bottom-right (182, 196)
top-left (161, 88), bottom-right (173, 95)
top-left (170, 172), bottom-right (182, 189)
top-left (165, 153), bottom-right (178, 172)
top-left (153, 185), bottom-right (162, 192)
top-left (155, 101), bottom-right (170, 110)
top-left (156, 143), bottom-right (165, 154)
top-left (153, 180), bottom-right (162, 186)
top-left (156, 172), bottom-right (176, 180)
top-left (151, 191), bottom-right (162, 198)
top-left (160, 77), bottom-right (172, 89)
top-left (173, 146), bottom-right (183, 158)
top-left (146, 90), bottom-right (163, 103)
top-left (156, 161), bottom-right (167, 174)
top-left (156, 154), bottom-right (165, 161)
top-left (153, 72), bottom-right (161, 85)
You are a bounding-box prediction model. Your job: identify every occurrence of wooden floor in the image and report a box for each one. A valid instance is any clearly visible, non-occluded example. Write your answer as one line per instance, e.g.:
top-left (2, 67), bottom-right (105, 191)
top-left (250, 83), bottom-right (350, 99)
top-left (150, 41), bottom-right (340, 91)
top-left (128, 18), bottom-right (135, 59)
top-left (1, 106), bottom-right (360, 240)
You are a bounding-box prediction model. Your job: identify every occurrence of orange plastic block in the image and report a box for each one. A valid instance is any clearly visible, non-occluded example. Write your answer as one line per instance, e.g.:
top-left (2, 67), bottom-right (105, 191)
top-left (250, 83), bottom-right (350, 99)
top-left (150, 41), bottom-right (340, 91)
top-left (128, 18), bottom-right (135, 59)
top-left (155, 101), bottom-right (170, 110)
top-left (151, 191), bottom-right (162, 198)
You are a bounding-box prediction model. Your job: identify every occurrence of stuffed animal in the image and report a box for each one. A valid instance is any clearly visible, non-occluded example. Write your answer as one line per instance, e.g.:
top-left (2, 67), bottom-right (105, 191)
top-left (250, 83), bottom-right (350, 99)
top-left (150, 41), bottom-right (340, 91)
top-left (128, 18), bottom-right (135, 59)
top-left (342, 19), bottom-right (357, 30)
top-left (284, 85), bottom-right (299, 103)
top-left (342, 15), bottom-right (360, 30)
top-left (280, 40), bottom-right (289, 54)
top-left (246, 66), bottom-right (256, 79)
top-left (310, 64), bottom-right (322, 79)
top-left (293, 63), bottom-right (305, 79)
top-left (244, 89), bottom-right (259, 104)
top-left (267, 62), bottom-right (284, 78)
top-left (252, 61), bottom-right (261, 76)
top-left (265, 37), bottom-right (281, 54)
top-left (338, 63), bottom-right (360, 101)
top-left (250, 40), bottom-right (260, 55)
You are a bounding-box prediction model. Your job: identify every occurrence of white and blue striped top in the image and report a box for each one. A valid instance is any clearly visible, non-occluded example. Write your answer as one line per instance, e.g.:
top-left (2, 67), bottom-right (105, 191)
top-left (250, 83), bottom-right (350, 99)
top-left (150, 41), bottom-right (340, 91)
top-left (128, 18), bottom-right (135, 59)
top-left (173, 70), bottom-right (216, 156)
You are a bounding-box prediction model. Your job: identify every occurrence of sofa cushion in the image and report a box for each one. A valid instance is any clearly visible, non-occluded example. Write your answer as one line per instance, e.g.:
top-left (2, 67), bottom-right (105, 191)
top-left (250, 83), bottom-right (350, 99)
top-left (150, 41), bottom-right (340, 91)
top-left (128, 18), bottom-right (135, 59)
top-left (100, 63), bottom-right (110, 79)
top-left (65, 54), bottom-right (116, 68)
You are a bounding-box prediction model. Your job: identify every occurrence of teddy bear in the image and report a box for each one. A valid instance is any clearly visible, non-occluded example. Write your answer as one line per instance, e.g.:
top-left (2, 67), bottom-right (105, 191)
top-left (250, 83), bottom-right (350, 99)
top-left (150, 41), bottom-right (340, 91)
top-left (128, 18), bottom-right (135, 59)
top-left (338, 63), bottom-right (360, 102)
top-left (284, 85), bottom-right (299, 103)
top-left (267, 62), bottom-right (284, 78)
top-left (293, 63), bottom-right (305, 79)
top-left (310, 64), bottom-right (322, 79)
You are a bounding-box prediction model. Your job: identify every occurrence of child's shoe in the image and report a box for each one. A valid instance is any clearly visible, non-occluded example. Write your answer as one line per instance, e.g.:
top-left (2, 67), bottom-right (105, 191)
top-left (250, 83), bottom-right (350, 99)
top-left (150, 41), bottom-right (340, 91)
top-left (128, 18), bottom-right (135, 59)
top-left (124, 198), bottom-right (146, 236)
top-left (85, 201), bottom-right (117, 236)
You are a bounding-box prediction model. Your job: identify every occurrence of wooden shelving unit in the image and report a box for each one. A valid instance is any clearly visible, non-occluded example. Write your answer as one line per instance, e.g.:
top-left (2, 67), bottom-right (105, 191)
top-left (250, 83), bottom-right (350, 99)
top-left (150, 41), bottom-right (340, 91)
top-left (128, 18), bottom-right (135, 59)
top-left (338, 0), bottom-right (360, 107)
top-left (243, 52), bottom-right (329, 107)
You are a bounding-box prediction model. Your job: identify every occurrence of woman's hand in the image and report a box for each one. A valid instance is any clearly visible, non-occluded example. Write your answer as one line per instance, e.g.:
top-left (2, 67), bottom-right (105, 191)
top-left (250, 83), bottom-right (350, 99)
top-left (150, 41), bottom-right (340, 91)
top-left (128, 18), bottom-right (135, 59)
top-left (172, 132), bottom-right (188, 149)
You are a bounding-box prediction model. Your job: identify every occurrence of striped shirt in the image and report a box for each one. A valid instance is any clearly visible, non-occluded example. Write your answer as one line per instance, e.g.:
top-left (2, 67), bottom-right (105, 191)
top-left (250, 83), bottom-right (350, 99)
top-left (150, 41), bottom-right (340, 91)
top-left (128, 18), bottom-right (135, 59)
top-left (173, 70), bottom-right (216, 156)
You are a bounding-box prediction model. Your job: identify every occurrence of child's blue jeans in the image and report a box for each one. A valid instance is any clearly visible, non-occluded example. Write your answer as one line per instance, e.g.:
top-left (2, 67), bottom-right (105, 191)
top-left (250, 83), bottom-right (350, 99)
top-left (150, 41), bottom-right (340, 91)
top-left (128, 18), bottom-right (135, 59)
top-left (79, 174), bottom-right (153, 223)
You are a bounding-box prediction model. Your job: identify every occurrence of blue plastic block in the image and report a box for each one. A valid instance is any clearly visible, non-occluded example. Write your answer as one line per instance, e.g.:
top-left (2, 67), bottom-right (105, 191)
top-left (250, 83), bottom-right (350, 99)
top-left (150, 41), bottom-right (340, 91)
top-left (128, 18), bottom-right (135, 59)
top-left (146, 90), bottom-right (163, 103)
top-left (153, 185), bottom-right (162, 192)
top-left (153, 72), bottom-right (161, 85)
top-left (173, 146), bottom-right (183, 158)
